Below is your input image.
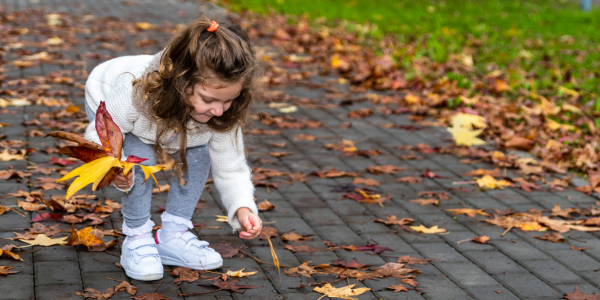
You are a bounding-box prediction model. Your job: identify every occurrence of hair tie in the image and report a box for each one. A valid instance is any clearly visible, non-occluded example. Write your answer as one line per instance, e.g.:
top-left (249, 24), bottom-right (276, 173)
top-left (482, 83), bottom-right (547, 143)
top-left (207, 21), bottom-right (219, 32)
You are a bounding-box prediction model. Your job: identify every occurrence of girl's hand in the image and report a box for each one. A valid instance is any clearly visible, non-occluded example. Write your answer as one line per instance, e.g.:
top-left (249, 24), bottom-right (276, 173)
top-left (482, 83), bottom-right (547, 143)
top-left (236, 207), bottom-right (262, 239)
top-left (113, 170), bottom-right (133, 189)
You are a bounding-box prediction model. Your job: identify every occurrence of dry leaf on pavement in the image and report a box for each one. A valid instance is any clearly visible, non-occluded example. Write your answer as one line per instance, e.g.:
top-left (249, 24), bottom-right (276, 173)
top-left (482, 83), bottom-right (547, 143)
top-left (410, 199), bottom-right (439, 206)
top-left (397, 255), bottom-right (433, 266)
top-left (257, 199), bottom-right (275, 211)
top-left (284, 244), bottom-right (321, 253)
top-left (19, 234), bottom-right (68, 247)
top-left (313, 283), bottom-right (370, 300)
top-left (226, 268), bottom-right (258, 278)
top-left (445, 208), bottom-right (490, 218)
top-left (410, 225), bottom-right (448, 234)
top-left (0, 266), bottom-right (19, 275)
top-left (533, 232), bottom-right (566, 243)
top-left (562, 286), bottom-right (600, 300)
top-left (475, 175), bottom-right (512, 189)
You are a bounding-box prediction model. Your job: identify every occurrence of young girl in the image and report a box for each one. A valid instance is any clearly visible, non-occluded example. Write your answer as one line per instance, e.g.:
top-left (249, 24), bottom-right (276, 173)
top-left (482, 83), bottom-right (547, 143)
top-left (82, 15), bottom-right (262, 281)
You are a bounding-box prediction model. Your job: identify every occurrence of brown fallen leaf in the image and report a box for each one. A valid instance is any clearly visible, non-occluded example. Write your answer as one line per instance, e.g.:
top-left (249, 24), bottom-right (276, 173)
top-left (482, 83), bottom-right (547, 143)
top-left (366, 165), bottom-right (406, 174)
top-left (171, 267), bottom-right (203, 284)
top-left (417, 191), bottom-right (449, 200)
top-left (0, 247), bottom-right (23, 261)
top-left (259, 226), bottom-right (278, 240)
top-left (462, 168), bottom-right (503, 177)
top-left (66, 225), bottom-right (106, 250)
top-left (445, 208), bottom-right (490, 218)
top-left (457, 236), bottom-right (492, 244)
top-left (387, 284), bottom-right (408, 292)
top-left (551, 203), bottom-right (580, 219)
top-left (284, 244), bottom-right (321, 253)
top-left (114, 281), bottom-right (138, 295)
top-left (0, 266), bottom-right (19, 275)
top-left (533, 232), bottom-right (566, 243)
top-left (76, 287), bottom-right (115, 299)
top-left (352, 177), bottom-right (380, 187)
top-left (257, 199), bottom-right (275, 211)
top-left (331, 258), bottom-right (372, 269)
top-left (373, 215), bottom-right (414, 227)
top-left (410, 199), bottom-right (439, 206)
top-left (313, 283), bottom-right (370, 300)
top-left (563, 286), bottom-right (600, 300)
top-left (281, 231), bottom-right (313, 243)
top-left (198, 277), bottom-right (261, 293)
top-left (373, 262), bottom-right (419, 278)
top-left (397, 255), bottom-right (433, 266)
top-left (396, 176), bottom-right (423, 184)
top-left (285, 261), bottom-right (330, 278)
top-left (571, 245), bottom-right (591, 251)
top-left (130, 293), bottom-right (170, 300)
top-left (208, 242), bottom-right (247, 259)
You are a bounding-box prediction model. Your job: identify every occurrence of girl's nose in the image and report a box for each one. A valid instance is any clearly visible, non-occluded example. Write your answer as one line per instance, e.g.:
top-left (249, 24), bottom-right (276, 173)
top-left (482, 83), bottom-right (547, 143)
top-left (211, 104), bottom-right (224, 117)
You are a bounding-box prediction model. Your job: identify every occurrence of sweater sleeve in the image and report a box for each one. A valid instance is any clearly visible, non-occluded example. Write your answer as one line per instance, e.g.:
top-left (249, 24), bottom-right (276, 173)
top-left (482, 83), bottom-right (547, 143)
top-left (208, 125), bottom-right (257, 231)
top-left (83, 73), bottom-right (140, 147)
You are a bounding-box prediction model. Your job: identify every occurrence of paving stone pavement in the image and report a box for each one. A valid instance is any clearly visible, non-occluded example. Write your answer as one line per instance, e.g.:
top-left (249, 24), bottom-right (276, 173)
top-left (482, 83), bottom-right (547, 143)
top-left (1, 0), bottom-right (600, 299)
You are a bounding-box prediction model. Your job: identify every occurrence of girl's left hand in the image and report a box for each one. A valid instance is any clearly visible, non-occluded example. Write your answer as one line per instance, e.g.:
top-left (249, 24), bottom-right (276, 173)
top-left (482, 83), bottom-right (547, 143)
top-left (236, 207), bottom-right (262, 239)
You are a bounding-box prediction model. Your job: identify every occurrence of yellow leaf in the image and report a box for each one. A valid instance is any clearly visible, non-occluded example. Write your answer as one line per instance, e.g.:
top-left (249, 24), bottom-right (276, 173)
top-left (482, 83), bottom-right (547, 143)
top-left (539, 97), bottom-right (561, 116)
top-left (410, 225), bottom-right (448, 234)
top-left (330, 54), bottom-right (349, 69)
top-left (226, 268), bottom-right (258, 278)
top-left (447, 126), bottom-right (486, 146)
top-left (136, 22), bottom-right (154, 30)
top-left (139, 165), bottom-right (162, 186)
top-left (313, 283), bottom-right (370, 300)
top-left (545, 118), bottom-right (577, 132)
top-left (20, 234), bottom-right (68, 247)
top-left (215, 215), bottom-right (228, 222)
top-left (121, 161), bottom-right (136, 176)
top-left (558, 86), bottom-right (579, 98)
top-left (475, 175), bottom-right (512, 190)
top-left (0, 149), bottom-right (26, 161)
top-left (46, 37), bottom-right (62, 45)
top-left (451, 113), bottom-right (487, 130)
top-left (57, 156), bottom-right (121, 199)
top-left (519, 222), bottom-right (543, 231)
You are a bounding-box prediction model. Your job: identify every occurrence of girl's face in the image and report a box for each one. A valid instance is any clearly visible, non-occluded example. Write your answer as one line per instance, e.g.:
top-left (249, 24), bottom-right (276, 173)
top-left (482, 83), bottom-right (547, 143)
top-left (189, 80), bottom-right (242, 123)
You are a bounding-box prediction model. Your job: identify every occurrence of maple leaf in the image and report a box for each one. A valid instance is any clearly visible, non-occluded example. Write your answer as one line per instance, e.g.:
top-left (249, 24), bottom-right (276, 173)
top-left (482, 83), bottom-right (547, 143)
top-left (563, 286), bottom-right (600, 300)
top-left (533, 232), bottom-right (566, 243)
top-left (410, 199), bottom-right (439, 206)
top-left (397, 255), bottom-right (433, 266)
top-left (19, 234), bottom-right (68, 246)
top-left (130, 293), bottom-right (170, 300)
top-left (76, 287), bottom-right (115, 299)
top-left (342, 244), bottom-right (393, 254)
top-left (226, 268), bottom-right (258, 278)
top-left (331, 258), bottom-right (372, 269)
top-left (171, 267), bottom-right (205, 284)
top-left (373, 262), bottom-right (419, 278)
top-left (445, 208), bottom-right (490, 218)
top-left (396, 176), bottom-right (422, 183)
top-left (0, 149), bottom-right (26, 161)
top-left (463, 168), bottom-right (503, 177)
top-left (259, 226), bottom-right (278, 240)
top-left (551, 203), bottom-right (580, 219)
top-left (281, 231), bottom-right (313, 243)
top-left (257, 199), bottom-right (275, 211)
top-left (284, 244), bottom-right (321, 253)
top-left (352, 177), bottom-right (380, 187)
top-left (0, 266), bottom-right (19, 275)
top-left (199, 278), bottom-right (261, 293)
top-left (387, 284), bottom-right (408, 292)
top-left (0, 247), bottom-right (23, 261)
top-left (208, 242), bottom-right (247, 259)
top-left (313, 283), bottom-right (370, 300)
top-left (447, 126), bottom-right (486, 146)
top-left (410, 225), bottom-right (448, 234)
top-left (475, 175), bottom-right (512, 189)
top-left (66, 225), bottom-right (105, 250)
top-left (285, 261), bottom-right (330, 277)
top-left (373, 215), bottom-right (414, 227)
top-left (114, 281), bottom-right (137, 295)
top-left (366, 165), bottom-right (406, 174)
top-left (48, 101), bottom-right (161, 199)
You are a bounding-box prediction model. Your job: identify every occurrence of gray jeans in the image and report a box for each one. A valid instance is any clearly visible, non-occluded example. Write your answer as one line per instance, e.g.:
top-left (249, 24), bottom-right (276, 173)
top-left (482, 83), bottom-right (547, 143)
top-left (85, 102), bottom-right (211, 230)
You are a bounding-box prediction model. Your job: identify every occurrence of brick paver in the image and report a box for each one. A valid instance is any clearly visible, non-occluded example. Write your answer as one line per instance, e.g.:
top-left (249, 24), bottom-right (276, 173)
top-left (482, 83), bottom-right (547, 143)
top-left (1, 0), bottom-right (600, 299)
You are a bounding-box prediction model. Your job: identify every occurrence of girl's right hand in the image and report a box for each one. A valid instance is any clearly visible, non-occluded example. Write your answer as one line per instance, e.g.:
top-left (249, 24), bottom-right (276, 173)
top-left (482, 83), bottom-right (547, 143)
top-left (113, 170), bottom-right (134, 189)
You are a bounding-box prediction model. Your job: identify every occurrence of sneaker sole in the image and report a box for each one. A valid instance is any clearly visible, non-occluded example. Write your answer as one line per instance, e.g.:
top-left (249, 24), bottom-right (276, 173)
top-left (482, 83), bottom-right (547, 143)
top-left (120, 258), bottom-right (164, 281)
top-left (160, 255), bottom-right (223, 270)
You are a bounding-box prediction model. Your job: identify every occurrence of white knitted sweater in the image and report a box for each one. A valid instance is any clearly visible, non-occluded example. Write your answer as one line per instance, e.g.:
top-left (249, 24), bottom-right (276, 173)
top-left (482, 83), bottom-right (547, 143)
top-left (83, 51), bottom-right (257, 231)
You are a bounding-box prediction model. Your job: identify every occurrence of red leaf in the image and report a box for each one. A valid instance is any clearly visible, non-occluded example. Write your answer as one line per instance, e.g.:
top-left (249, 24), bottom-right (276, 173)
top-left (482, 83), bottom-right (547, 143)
top-left (126, 155), bottom-right (148, 164)
top-left (95, 101), bottom-right (123, 159)
top-left (51, 156), bottom-right (77, 166)
top-left (420, 168), bottom-right (446, 178)
top-left (59, 146), bottom-right (107, 163)
top-left (31, 212), bottom-right (64, 222)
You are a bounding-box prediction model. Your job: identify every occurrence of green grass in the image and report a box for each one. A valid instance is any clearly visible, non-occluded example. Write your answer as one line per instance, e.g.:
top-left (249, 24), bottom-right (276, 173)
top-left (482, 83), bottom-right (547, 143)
top-left (220, 0), bottom-right (600, 106)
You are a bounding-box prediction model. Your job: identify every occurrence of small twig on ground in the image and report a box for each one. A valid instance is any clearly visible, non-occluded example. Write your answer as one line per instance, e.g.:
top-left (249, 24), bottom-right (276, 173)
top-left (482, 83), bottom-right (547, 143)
top-left (501, 226), bottom-right (512, 237)
top-left (239, 250), bottom-right (291, 268)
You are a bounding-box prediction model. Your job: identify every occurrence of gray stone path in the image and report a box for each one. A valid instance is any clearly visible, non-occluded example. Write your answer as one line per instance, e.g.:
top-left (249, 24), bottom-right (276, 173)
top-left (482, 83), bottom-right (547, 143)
top-left (1, 0), bottom-right (600, 299)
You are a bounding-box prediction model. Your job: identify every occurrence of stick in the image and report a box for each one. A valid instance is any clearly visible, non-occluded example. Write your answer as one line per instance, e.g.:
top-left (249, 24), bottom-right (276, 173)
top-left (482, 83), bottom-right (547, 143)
top-left (501, 226), bottom-right (512, 237)
top-left (239, 250), bottom-right (291, 268)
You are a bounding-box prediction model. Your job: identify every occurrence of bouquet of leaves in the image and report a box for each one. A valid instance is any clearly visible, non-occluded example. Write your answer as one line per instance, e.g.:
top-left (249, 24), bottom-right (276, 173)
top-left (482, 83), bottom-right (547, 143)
top-left (47, 101), bottom-right (161, 199)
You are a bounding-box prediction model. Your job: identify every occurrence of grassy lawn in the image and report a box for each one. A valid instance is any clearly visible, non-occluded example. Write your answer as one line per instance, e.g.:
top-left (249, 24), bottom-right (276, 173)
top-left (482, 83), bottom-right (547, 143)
top-left (219, 0), bottom-right (600, 107)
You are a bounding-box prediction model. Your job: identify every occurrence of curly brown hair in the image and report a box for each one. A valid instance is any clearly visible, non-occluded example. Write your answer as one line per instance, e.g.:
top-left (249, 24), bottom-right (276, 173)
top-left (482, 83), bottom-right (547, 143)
top-left (133, 14), bottom-right (262, 183)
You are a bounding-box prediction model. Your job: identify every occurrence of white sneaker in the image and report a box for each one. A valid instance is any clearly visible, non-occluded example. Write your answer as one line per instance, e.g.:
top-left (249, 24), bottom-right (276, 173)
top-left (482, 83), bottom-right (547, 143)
top-left (156, 230), bottom-right (223, 270)
top-left (120, 237), bottom-right (164, 281)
